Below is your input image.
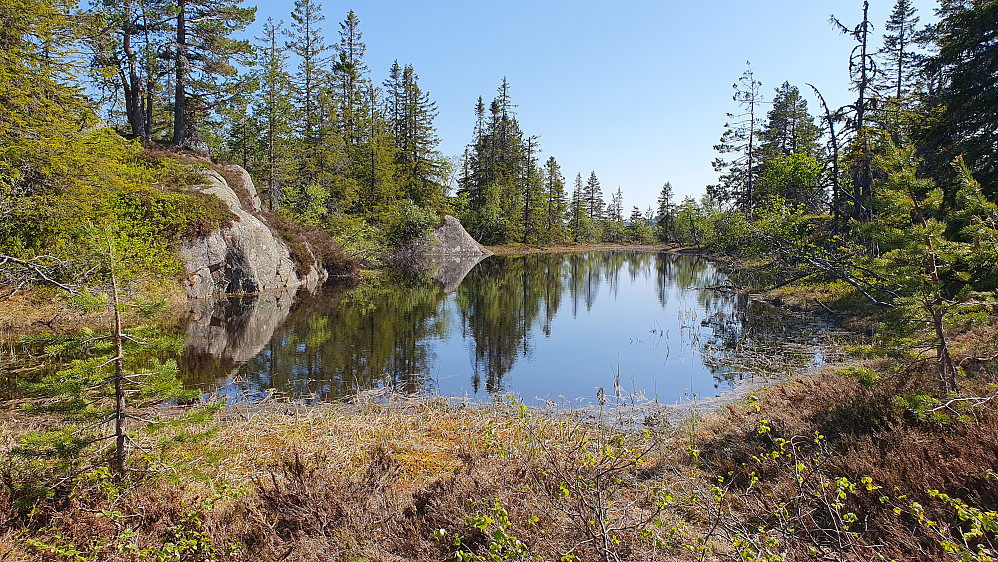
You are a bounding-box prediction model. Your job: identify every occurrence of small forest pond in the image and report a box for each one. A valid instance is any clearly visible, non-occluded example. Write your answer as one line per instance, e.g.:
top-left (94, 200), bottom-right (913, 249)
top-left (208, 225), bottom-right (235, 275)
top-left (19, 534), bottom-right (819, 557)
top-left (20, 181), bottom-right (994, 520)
top-left (180, 251), bottom-right (829, 405)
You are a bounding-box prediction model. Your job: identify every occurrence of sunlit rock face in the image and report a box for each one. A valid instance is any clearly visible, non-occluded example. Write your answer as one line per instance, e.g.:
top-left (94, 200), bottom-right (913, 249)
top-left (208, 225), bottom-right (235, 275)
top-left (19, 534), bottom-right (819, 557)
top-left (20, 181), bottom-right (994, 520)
top-left (178, 166), bottom-right (326, 298)
top-left (394, 215), bottom-right (493, 261)
top-left (424, 215), bottom-right (493, 257)
top-left (389, 215), bottom-right (492, 291)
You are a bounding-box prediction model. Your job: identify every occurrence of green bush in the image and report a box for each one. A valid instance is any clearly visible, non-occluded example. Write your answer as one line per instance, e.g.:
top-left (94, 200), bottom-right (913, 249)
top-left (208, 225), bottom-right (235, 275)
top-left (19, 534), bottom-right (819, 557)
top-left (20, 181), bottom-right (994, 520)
top-left (1, 130), bottom-right (234, 283)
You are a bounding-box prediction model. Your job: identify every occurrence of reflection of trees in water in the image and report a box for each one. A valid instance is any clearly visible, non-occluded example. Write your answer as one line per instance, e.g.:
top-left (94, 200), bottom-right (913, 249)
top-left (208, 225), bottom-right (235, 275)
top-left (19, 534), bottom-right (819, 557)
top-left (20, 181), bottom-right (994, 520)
top-left (237, 273), bottom-right (446, 400)
top-left (698, 290), bottom-right (823, 382)
top-left (458, 251), bottom-right (660, 394)
top-left (457, 257), bottom-right (543, 394)
top-left (184, 251), bottom-right (822, 401)
top-left (651, 253), bottom-right (820, 384)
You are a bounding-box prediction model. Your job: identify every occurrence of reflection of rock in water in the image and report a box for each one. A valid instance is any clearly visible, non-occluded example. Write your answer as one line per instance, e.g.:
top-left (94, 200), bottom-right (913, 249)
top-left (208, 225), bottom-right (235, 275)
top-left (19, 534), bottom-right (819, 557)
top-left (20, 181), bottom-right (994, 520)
top-left (181, 289), bottom-right (297, 386)
top-left (428, 254), bottom-right (489, 292)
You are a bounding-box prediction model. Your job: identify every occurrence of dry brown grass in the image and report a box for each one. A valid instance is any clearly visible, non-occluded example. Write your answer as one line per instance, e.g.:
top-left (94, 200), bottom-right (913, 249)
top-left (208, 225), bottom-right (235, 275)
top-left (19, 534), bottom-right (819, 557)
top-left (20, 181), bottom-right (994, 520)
top-left (3, 309), bottom-right (997, 561)
top-left (0, 397), bottom-right (700, 561)
top-left (3, 373), bottom-right (997, 561)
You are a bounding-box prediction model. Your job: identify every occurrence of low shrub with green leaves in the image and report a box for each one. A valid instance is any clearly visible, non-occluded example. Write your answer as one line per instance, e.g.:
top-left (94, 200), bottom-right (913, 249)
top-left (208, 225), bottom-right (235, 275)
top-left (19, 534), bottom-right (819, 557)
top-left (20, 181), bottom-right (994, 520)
top-left (1, 130), bottom-right (235, 285)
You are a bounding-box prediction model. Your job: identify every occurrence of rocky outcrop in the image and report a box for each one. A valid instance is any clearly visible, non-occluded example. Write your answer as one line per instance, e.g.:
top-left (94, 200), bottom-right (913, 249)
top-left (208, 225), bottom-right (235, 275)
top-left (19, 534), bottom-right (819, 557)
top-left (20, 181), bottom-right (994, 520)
top-left (220, 164), bottom-right (263, 212)
top-left (390, 215), bottom-right (491, 292)
top-left (179, 167), bottom-right (327, 298)
top-left (426, 215), bottom-right (492, 256)
top-left (395, 215), bottom-right (492, 261)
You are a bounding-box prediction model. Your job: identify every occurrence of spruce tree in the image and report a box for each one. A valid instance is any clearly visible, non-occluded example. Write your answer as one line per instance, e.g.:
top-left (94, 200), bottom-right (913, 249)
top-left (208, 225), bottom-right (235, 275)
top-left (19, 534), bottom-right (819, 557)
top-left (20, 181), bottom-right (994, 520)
top-left (916, 0), bottom-right (998, 198)
top-left (333, 10), bottom-right (368, 150)
top-left (879, 0), bottom-right (919, 103)
top-left (568, 172), bottom-right (586, 242)
top-left (585, 171), bottom-right (604, 223)
top-left (460, 79), bottom-right (533, 243)
top-left (354, 83), bottom-right (398, 214)
top-left (522, 136), bottom-right (545, 243)
top-left (384, 63), bottom-right (444, 208)
top-left (656, 181), bottom-right (676, 242)
top-left (253, 17), bottom-right (296, 209)
top-left (286, 0), bottom-right (329, 184)
top-left (542, 156), bottom-right (567, 243)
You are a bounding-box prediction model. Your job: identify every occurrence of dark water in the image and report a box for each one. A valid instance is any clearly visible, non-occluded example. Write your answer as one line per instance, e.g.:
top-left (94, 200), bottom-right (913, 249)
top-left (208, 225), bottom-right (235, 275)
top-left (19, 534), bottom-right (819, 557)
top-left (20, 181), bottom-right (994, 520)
top-left (180, 251), bottom-right (826, 405)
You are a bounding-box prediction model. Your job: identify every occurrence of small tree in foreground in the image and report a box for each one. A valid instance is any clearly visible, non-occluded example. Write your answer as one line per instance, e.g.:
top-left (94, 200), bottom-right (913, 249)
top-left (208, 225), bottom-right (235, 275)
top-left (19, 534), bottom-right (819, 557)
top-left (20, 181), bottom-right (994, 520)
top-left (15, 225), bottom-right (193, 477)
top-left (866, 143), bottom-right (998, 392)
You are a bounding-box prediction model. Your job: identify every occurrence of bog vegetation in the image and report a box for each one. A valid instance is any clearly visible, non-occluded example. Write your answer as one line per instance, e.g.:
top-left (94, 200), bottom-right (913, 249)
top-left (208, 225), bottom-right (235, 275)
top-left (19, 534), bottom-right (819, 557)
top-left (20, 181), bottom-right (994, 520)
top-left (1, 0), bottom-right (998, 560)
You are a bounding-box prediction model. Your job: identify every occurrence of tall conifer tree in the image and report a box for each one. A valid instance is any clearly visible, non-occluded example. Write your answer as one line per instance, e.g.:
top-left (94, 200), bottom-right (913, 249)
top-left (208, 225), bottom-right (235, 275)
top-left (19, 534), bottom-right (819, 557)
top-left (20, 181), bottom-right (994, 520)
top-left (170, 0), bottom-right (254, 147)
top-left (711, 62), bottom-right (764, 211)
top-left (542, 156), bottom-right (567, 243)
top-left (253, 17), bottom-right (295, 208)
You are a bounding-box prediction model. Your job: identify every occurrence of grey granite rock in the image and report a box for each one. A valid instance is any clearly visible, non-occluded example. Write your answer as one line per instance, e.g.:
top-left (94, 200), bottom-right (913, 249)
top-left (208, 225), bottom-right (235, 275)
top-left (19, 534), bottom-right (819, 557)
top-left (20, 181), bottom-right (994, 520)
top-left (178, 167), bottom-right (326, 297)
top-left (394, 215), bottom-right (492, 262)
top-left (426, 215), bottom-right (492, 256)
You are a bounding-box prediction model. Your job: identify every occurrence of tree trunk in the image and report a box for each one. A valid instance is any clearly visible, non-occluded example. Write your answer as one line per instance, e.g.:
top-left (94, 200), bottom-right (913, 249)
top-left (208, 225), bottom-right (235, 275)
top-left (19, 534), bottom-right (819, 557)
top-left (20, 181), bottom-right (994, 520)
top-left (109, 244), bottom-right (127, 477)
top-left (173, 0), bottom-right (188, 147)
top-left (854, 1), bottom-right (873, 222)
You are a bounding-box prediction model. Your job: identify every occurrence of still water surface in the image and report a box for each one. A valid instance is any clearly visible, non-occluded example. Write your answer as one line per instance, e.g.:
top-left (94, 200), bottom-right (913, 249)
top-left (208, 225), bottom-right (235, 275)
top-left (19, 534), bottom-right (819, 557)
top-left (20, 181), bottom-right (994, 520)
top-left (180, 251), bottom-right (825, 404)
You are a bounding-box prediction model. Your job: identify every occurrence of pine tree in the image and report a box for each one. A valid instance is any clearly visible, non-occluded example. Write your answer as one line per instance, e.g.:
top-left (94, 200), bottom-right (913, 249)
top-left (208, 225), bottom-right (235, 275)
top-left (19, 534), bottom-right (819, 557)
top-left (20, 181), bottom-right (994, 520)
top-left (170, 0), bottom-right (255, 147)
top-left (16, 226), bottom-right (192, 476)
top-left (90, 0), bottom-right (170, 144)
top-left (710, 62), bottom-right (764, 211)
top-left (758, 82), bottom-right (821, 161)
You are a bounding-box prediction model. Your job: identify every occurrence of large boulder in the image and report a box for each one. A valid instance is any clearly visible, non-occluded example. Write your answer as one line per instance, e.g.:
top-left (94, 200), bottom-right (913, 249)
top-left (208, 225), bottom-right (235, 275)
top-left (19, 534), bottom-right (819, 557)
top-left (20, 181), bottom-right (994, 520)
top-left (426, 215), bottom-right (492, 256)
top-left (395, 215), bottom-right (492, 261)
top-left (390, 215), bottom-right (491, 291)
top-left (178, 168), bottom-right (327, 297)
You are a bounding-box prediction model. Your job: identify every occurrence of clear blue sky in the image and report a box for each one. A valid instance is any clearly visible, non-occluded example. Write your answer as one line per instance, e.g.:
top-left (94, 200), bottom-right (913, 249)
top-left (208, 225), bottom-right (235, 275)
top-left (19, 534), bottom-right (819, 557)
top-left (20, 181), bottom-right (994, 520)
top-left (248, 0), bottom-right (938, 211)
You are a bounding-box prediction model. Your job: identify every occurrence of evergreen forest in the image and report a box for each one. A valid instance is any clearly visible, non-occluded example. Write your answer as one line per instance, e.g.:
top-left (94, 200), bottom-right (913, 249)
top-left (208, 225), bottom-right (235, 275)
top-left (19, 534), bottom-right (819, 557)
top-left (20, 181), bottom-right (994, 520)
top-left (2, 0), bottom-right (998, 560)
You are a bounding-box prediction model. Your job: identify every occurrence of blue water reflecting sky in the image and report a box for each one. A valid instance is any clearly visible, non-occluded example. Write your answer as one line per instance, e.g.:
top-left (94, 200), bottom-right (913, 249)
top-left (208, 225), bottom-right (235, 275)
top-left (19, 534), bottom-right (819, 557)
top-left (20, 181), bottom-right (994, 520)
top-left (183, 251), bottom-right (811, 405)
